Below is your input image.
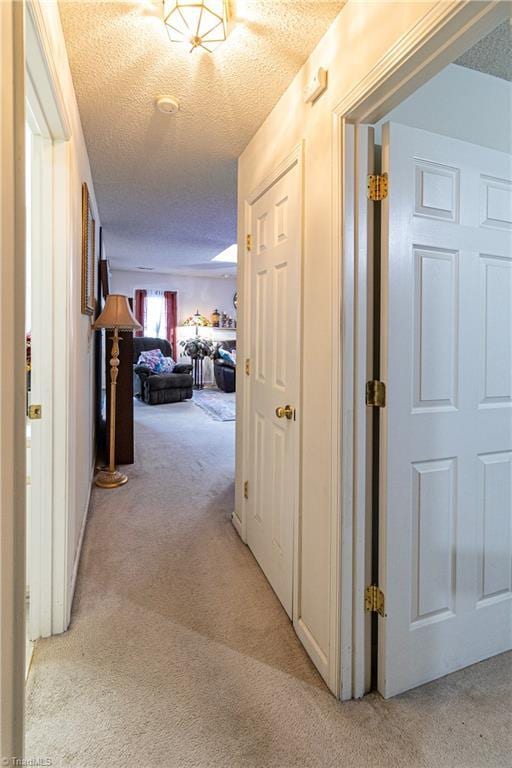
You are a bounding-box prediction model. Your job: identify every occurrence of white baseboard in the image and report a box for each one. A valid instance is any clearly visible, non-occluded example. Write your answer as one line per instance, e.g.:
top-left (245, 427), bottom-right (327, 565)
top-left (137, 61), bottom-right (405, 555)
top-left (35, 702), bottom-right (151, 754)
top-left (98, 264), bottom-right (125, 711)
top-left (231, 511), bottom-right (243, 539)
top-left (67, 462), bottom-right (95, 625)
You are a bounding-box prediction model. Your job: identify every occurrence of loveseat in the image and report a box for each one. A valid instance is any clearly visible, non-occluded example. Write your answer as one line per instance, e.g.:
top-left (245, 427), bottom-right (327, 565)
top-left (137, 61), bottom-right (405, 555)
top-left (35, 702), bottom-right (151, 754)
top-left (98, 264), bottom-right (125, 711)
top-left (133, 337), bottom-right (193, 405)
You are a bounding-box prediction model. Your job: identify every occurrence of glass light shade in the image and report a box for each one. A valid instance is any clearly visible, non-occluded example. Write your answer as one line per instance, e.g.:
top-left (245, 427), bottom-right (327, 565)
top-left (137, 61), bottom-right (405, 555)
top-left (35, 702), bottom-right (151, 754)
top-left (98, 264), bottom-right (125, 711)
top-left (163, 0), bottom-right (229, 52)
top-left (93, 294), bottom-right (142, 331)
top-left (183, 309), bottom-right (210, 327)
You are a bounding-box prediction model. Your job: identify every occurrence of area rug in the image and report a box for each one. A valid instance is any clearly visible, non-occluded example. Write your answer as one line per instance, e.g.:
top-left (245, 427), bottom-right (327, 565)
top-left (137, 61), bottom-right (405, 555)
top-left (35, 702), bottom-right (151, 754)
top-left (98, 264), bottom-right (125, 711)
top-left (193, 387), bottom-right (236, 421)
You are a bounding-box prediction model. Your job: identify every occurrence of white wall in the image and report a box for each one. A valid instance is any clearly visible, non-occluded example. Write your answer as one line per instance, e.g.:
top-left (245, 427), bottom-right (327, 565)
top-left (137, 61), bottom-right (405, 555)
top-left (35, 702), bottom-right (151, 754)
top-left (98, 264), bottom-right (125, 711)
top-left (375, 64), bottom-right (512, 152)
top-left (236, 0), bottom-right (447, 689)
top-left (38, 1), bottom-right (101, 613)
top-left (111, 269), bottom-right (237, 326)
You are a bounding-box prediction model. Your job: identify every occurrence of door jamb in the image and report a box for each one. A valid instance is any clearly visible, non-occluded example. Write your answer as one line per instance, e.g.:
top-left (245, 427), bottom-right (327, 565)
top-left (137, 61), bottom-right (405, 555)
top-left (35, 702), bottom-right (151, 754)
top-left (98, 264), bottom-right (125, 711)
top-left (25, 0), bottom-right (73, 637)
top-left (334, 0), bottom-right (510, 700)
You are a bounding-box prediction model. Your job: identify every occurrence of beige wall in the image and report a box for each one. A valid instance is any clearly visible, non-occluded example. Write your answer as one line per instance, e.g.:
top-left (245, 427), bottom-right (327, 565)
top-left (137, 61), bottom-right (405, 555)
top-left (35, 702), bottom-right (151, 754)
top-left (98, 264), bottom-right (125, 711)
top-left (236, 1), bottom-right (436, 682)
top-left (111, 269), bottom-right (237, 326)
top-left (40, 1), bottom-right (101, 610)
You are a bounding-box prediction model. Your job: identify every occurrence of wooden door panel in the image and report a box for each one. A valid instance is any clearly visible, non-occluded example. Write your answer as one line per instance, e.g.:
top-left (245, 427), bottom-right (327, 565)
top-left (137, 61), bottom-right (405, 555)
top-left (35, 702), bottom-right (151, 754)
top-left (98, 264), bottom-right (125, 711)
top-left (247, 162), bottom-right (300, 620)
top-left (253, 410), bottom-right (266, 529)
top-left (476, 452), bottom-right (512, 603)
top-left (413, 246), bottom-right (458, 410)
top-left (410, 458), bottom-right (456, 626)
top-left (479, 255), bottom-right (512, 404)
top-left (273, 262), bottom-right (288, 391)
top-left (255, 268), bottom-right (268, 383)
top-left (270, 424), bottom-right (286, 554)
top-left (379, 122), bottom-right (512, 698)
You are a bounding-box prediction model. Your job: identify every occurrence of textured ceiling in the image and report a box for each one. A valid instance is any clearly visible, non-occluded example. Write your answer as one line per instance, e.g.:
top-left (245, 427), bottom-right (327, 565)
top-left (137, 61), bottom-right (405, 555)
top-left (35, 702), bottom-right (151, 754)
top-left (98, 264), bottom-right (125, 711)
top-left (59, 1), bottom-right (345, 274)
top-left (456, 19), bottom-right (512, 82)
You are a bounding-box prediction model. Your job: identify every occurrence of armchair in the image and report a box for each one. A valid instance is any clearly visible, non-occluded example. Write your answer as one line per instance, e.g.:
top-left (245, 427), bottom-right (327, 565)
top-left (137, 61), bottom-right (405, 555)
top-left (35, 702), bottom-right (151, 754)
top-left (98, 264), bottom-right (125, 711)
top-left (133, 337), bottom-right (193, 405)
top-left (213, 341), bottom-right (236, 393)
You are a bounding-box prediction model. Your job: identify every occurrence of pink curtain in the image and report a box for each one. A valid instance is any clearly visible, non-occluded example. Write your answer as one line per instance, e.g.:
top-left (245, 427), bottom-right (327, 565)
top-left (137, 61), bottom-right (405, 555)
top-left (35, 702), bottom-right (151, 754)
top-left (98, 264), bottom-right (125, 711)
top-left (134, 289), bottom-right (147, 337)
top-left (164, 291), bottom-right (177, 357)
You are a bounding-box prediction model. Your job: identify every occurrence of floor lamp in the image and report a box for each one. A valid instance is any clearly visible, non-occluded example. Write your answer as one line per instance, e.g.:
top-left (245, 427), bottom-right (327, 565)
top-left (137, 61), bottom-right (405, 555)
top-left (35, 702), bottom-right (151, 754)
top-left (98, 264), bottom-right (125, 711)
top-left (93, 294), bottom-right (142, 488)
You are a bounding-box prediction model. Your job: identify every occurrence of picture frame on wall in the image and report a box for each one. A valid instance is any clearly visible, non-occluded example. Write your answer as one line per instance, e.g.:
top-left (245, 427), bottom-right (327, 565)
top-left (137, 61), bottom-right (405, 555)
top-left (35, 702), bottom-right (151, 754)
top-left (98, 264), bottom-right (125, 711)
top-left (81, 182), bottom-right (96, 315)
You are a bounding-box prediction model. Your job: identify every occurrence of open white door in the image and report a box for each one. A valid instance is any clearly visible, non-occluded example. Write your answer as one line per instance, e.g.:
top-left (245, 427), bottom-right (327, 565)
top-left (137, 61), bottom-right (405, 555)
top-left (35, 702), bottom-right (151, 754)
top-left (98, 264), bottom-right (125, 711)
top-left (25, 104), bottom-right (54, 642)
top-left (246, 155), bottom-right (301, 619)
top-left (379, 122), bottom-right (512, 698)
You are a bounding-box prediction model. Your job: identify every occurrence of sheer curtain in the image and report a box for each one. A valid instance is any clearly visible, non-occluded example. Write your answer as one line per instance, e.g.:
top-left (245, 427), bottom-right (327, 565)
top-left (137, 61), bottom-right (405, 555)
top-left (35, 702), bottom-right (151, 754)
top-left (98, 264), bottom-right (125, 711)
top-left (145, 290), bottom-right (166, 339)
top-left (139, 290), bottom-right (177, 354)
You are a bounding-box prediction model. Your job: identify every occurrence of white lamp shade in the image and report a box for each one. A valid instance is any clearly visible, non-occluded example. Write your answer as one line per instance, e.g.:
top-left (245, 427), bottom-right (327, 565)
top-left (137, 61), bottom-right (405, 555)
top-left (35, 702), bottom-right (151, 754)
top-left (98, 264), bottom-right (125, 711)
top-left (93, 294), bottom-right (142, 331)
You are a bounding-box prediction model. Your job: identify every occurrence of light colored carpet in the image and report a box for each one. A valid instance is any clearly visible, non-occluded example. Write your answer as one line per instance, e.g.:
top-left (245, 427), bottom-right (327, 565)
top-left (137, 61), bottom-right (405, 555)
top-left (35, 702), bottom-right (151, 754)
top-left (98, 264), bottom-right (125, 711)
top-left (26, 400), bottom-right (511, 767)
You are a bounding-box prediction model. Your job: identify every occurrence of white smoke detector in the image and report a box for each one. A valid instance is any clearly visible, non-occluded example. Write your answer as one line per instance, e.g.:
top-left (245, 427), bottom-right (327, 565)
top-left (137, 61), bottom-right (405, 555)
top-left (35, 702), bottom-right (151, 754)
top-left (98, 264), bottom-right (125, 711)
top-left (155, 95), bottom-right (180, 115)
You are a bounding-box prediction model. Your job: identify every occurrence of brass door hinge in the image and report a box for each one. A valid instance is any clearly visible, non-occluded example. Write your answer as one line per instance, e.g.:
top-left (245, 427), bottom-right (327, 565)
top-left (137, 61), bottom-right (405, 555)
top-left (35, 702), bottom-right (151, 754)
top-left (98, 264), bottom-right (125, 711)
top-left (366, 380), bottom-right (386, 408)
top-left (367, 173), bottom-right (388, 201)
top-left (244, 480), bottom-right (249, 499)
top-left (28, 404), bottom-right (42, 420)
top-left (245, 358), bottom-right (250, 376)
top-left (365, 585), bottom-right (385, 616)
top-left (246, 233), bottom-right (252, 251)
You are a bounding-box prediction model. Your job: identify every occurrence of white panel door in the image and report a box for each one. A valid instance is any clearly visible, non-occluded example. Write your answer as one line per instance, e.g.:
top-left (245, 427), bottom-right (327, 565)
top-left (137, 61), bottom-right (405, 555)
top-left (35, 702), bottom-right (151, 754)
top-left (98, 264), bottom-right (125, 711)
top-left (26, 118), bottom-right (54, 642)
top-left (379, 122), bottom-right (512, 698)
top-left (247, 160), bottom-right (301, 618)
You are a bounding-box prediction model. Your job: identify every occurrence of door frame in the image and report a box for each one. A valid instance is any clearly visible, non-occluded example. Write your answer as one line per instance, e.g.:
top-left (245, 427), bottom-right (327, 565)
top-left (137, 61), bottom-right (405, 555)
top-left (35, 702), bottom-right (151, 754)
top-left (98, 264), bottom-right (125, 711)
top-left (335, 0), bottom-right (510, 700)
top-left (25, 0), bottom-right (72, 640)
top-left (0, 0), bottom-right (26, 758)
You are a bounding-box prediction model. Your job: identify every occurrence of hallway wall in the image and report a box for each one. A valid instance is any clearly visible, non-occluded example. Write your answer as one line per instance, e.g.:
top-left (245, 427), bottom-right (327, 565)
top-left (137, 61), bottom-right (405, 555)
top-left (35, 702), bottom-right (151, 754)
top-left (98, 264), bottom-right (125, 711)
top-left (39, 1), bottom-right (101, 619)
top-left (236, 0), bottom-right (450, 687)
top-left (111, 269), bottom-right (237, 325)
top-left (374, 64), bottom-right (512, 152)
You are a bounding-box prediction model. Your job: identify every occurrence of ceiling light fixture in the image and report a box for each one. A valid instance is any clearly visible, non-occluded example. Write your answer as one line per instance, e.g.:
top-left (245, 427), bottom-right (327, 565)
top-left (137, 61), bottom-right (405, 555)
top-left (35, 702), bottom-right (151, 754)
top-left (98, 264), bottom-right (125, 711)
top-left (163, 0), bottom-right (230, 53)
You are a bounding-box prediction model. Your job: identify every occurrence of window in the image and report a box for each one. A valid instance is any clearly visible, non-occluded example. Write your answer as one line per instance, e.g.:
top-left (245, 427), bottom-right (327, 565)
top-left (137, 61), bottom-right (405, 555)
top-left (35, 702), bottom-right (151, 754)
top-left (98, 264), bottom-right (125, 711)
top-left (145, 292), bottom-right (166, 338)
top-left (134, 289), bottom-right (177, 354)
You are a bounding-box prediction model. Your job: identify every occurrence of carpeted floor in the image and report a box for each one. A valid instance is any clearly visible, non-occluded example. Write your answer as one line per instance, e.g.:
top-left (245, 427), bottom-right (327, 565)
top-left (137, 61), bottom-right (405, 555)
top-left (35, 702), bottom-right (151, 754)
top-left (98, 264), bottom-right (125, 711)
top-left (26, 400), bottom-right (511, 767)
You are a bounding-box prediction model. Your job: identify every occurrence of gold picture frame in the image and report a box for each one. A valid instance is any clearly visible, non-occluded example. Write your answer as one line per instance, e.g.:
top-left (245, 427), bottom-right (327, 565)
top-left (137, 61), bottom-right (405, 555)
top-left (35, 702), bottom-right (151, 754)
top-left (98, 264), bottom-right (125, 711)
top-left (81, 182), bottom-right (96, 315)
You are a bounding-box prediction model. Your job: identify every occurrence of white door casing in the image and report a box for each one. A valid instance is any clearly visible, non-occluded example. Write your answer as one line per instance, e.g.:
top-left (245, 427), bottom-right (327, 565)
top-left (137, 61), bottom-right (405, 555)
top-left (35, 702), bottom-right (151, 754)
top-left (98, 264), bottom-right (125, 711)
top-left (25, 104), bottom-right (54, 642)
top-left (247, 155), bottom-right (301, 619)
top-left (379, 122), bottom-right (512, 698)
top-left (25, 0), bottom-right (73, 637)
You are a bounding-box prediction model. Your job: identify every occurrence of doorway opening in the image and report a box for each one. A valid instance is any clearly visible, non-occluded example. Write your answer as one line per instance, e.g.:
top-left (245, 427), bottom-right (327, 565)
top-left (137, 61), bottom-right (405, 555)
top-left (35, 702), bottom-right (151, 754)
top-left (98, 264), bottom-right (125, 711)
top-left (24, 1), bottom-right (74, 655)
top-left (344, 14), bottom-right (512, 700)
top-left (25, 80), bottom-right (55, 655)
